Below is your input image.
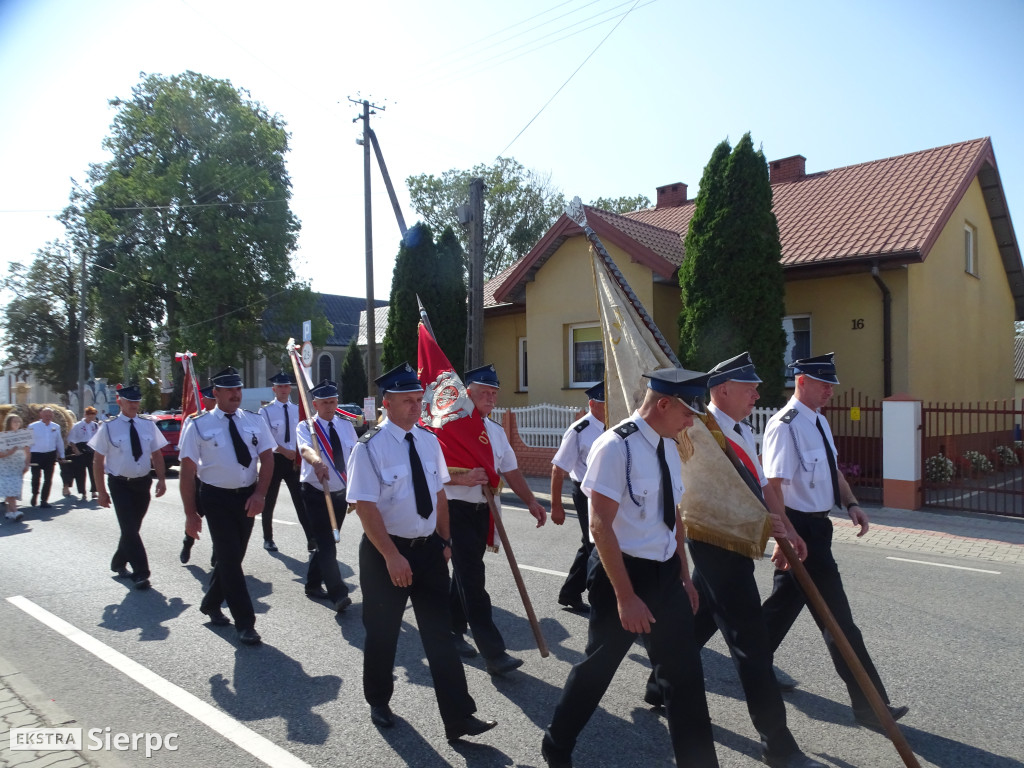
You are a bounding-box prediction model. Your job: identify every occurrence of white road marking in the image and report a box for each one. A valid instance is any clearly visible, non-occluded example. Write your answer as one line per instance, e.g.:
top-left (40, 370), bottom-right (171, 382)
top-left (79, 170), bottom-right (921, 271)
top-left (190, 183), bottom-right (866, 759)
top-left (6, 595), bottom-right (312, 768)
top-left (518, 564), bottom-right (569, 577)
top-left (885, 556), bottom-right (1000, 574)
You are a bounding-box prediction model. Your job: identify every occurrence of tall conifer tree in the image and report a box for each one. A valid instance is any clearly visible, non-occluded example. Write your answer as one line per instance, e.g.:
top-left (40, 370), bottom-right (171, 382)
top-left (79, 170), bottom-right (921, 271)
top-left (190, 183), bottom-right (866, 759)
top-left (381, 224), bottom-right (437, 371)
top-left (679, 133), bottom-right (788, 404)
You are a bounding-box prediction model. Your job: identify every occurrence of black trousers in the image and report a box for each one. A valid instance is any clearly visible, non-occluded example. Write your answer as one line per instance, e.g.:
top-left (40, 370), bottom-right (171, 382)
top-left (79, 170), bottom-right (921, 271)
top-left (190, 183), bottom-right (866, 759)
top-left (448, 499), bottom-right (505, 659)
top-left (199, 483), bottom-right (257, 631)
top-left (30, 450), bottom-right (57, 503)
top-left (545, 551), bottom-right (719, 767)
top-left (558, 480), bottom-right (594, 604)
top-left (60, 445), bottom-right (95, 495)
top-left (762, 511), bottom-right (891, 713)
top-left (263, 453), bottom-right (308, 542)
top-left (108, 475), bottom-right (153, 581)
top-left (690, 540), bottom-right (798, 757)
top-left (300, 483), bottom-right (349, 601)
top-left (360, 533), bottom-right (476, 726)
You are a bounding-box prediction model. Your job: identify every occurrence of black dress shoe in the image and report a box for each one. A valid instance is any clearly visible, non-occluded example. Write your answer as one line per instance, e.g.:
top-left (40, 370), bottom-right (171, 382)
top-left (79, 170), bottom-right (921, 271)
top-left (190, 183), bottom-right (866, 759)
top-left (113, 567), bottom-right (132, 579)
top-left (180, 536), bottom-right (194, 564)
top-left (854, 703), bottom-right (909, 732)
top-left (40, 502), bottom-right (52, 508)
top-left (444, 715), bottom-right (497, 742)
top-left (201, 607), bottom-right (231, 626)
top-left (557, 596), bottom-right (590, 614)
top-left (452, 634), bottom-right (477, 658)
top-left (643, 687), bottom-right (665, 710)
top-left (334, 596), bottom-right (352, 613)
top-left (307, 538), bottom-right (317, 553)
top-left (263, 539), bottom-right (278, 552)
top-left (237, 627), bottom-right (262, 645)
top-left (541, 738), bottom-right (574, 768)
top-left (133, 578), bottom-right (151, 590)
top-left (761, 750), bottom-right (827, 768)
top-left (370, 704), bottom-right (394, 728)
top-left (484, 652), bottom-right (523, 676)
top-left (305, 586), bottom-right (330, 600)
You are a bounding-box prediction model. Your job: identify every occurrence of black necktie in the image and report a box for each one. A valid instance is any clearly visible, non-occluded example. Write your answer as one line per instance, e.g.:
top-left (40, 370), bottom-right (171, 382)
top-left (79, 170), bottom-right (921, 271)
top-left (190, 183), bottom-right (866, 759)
top-left (733, 423), bottom-right (744, 437)
top-left (655, 439), bottom-right (675, 530)
top-left (328, 421), bottom-right (344, 474)
top-left (405, 433), bottom-right (433, 519)
top-left (816, 416), bottom-right (841, 509)
top-left (129, 419), bottom-right (142, 462)
top-left (227, 413), bottom-right (252, 468)
top-left (283, 403), bottom-right (290, 443)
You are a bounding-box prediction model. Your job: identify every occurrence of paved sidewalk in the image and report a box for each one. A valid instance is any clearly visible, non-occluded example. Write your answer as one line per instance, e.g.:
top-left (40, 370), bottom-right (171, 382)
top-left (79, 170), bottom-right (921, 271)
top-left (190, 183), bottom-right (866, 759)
top-left (507, 476), bottom-right (1024, 567)
top-left (0, 655), bottom-right (95, 768)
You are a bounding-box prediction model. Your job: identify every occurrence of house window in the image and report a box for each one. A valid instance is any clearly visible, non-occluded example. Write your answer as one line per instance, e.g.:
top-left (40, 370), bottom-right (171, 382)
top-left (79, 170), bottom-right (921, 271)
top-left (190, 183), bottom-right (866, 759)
top-left (782, 315), bottom-right (811, 384)
top-left (965, 223), bottom-right (978, 276)
top-left (569, 324), bottom-right (603, 387)
top-left (518, 337), bottom-right (529, 392)
top-left (318, 352), bottom-right (333, 382)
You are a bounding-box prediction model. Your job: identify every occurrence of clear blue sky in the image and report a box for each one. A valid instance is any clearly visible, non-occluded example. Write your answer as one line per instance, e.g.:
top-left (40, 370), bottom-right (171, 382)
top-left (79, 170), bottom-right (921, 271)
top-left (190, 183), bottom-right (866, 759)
top-left (1, 0), bottom-right (1022, 302)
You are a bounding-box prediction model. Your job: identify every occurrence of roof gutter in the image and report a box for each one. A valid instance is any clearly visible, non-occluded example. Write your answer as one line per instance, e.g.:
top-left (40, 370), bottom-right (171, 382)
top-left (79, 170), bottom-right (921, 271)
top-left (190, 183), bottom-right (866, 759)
top-left (871, 262), bottom-right (893, 397)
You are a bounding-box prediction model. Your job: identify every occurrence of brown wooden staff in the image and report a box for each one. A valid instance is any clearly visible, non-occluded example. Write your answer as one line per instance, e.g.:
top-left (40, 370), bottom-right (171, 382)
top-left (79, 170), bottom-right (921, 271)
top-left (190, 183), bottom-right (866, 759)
top-left (482, 484), bottom-right (549, 658)
top-left (773, 535), bottom-right (921, 767)
top-left (286, 337), bottom-right (338, 531)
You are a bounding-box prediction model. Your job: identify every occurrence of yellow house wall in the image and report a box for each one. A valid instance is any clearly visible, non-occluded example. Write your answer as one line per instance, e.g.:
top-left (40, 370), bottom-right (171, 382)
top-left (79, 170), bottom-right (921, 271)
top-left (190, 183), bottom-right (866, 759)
top-left (906, 179), bottom-right (1016, 403)
top-left (484, 311), bottom-right (529, 408)
top-left (782, 271), bottom-right (902, 402)
top-left (522, 236), bottom-right (658, 406)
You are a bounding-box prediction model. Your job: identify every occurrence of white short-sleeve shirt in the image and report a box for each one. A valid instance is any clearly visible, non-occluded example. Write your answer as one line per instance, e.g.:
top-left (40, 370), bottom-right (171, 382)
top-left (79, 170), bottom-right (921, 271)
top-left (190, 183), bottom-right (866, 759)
top-left (89, 414), bottom-right (168, 478)
top-left (297, 415), bottom-right (358, 492)
top-left (177, 407), bottom-right (274, 489)
top-left (761, 396), bottom-right (839, 513)
top-left (551, 410), bottom-right (605, 483)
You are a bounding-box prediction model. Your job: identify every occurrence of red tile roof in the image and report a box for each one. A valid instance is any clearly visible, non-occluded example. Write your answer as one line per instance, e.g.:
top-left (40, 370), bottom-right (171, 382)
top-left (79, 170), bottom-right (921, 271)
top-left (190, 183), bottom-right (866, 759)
top-left (489, 138), bottom-right (1024, 317)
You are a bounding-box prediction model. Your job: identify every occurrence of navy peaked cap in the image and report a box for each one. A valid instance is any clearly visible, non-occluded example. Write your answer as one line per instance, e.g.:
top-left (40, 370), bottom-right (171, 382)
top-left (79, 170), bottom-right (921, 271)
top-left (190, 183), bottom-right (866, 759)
top-left (269, 371), bottom-right (295, 385)
top-left (117, 384), bottom-right (142, 402)
top-left (585, 382), bottom-right (605, 402)
top-left (464, 364), bottom-right (500, 388)
top-left (375, 363), bottom-right (424, 393)
top-left (708, 351), bottom-right (763, 388)
top-left (212, 366), bottom-right (244, 388)
top-left (790, 352), bottom-right (840, 384)
top-left (311, 379), bottom-right (339, 399)
top-left (643, 367), bottom-right (710, 414)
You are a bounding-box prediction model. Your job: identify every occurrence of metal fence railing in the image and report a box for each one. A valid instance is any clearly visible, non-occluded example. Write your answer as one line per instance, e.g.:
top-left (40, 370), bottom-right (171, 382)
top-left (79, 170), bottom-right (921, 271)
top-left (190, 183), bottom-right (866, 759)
top-left (490, 403), bottom-right (582, 449)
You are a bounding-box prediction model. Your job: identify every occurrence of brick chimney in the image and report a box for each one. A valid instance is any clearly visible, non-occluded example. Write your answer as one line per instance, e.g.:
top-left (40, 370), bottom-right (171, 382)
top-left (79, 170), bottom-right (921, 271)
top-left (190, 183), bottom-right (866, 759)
top-left (769, 155), bottom-right (806, 184)
top-left (656, 182), bottom-right (687, 209)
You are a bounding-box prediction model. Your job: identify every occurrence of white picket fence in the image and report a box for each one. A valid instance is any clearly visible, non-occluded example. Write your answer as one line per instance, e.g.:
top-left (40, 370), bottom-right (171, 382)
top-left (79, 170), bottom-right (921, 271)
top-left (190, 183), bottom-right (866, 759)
top-left (490, 403), bottom-right (581, 449)
top-left (492, 403), bottom-right (781, 451)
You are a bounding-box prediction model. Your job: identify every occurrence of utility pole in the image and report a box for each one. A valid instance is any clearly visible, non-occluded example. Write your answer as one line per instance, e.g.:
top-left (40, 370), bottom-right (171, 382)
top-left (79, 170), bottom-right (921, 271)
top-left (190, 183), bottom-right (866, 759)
top-left (466, 177), bottom-right (485, 370)
top-left (77, 248), bottom-right (86, 415)
top-left (350, 97), bottom-right (387, 395)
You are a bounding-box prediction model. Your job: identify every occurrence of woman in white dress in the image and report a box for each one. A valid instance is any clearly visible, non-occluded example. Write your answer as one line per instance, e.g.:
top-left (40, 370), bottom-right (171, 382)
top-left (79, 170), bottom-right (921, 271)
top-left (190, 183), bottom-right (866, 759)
top-left (0, 413), bottom-right (31, 521)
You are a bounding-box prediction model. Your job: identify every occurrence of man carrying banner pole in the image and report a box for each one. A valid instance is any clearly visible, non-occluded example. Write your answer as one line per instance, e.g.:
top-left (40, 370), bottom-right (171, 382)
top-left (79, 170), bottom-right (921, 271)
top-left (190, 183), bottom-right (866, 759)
top-left (416, 306), bottom-right (548, 673)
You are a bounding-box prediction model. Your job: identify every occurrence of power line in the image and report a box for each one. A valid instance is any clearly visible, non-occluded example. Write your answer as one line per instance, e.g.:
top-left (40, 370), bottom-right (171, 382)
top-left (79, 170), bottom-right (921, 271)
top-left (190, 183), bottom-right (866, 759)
top-left (496, 0), bottom-right (648, 158)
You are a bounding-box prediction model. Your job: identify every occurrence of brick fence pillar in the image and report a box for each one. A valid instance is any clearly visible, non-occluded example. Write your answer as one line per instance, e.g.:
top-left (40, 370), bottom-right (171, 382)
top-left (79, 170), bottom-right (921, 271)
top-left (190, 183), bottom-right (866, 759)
top-left (882, 394), bottom-right (922, 510)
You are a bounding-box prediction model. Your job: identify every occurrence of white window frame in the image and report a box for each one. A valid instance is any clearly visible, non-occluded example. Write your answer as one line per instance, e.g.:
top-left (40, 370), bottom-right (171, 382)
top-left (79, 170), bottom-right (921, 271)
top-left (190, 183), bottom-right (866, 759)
top-left (317, 352), bottom-right (334, 383)
top-left (782, 315), bottom-right (811, 385)
top-left (569, 323), bottom-right (603, 388)
top-left (518, 337), bottom-right (529, 392)
top-left (965, 222), bottom-right (978, 277)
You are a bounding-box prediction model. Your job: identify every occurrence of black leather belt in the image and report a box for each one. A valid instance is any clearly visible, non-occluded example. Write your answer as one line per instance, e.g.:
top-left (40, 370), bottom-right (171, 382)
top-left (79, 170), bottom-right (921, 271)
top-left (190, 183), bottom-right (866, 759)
top-left (109, 475), bottom-right (151, 484)
top-left (451, 500), bottom-right (489, 511)
top-left (786, 506), bottom-right (831, 519)
top-left (391, 534), bottom-right (436, 548)
top-left (204, 483), bottom-right (257, 495)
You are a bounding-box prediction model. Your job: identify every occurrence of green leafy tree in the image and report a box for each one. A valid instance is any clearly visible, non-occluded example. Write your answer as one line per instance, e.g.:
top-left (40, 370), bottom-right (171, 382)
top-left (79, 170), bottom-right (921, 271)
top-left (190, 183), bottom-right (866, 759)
top-left (81, 71), bottom-right (304, 392)
top-left (679, 133), bottom-right (788, 404)
top-left (407, 157), bottom-right (566, 280)
top-left (589, 194), bottom-right (652, 214)
top-left (0, 237), bottom-right (92, 398)
top-left (340, 338), bottom-right (367, 404)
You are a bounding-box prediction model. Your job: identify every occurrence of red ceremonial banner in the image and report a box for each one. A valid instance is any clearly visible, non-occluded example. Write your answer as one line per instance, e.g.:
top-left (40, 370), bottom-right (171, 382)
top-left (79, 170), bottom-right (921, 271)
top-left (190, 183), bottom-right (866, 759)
top-left (416, 322), bottom-right (499, 489)
top-left (176, 352), bottom-right (202, 418)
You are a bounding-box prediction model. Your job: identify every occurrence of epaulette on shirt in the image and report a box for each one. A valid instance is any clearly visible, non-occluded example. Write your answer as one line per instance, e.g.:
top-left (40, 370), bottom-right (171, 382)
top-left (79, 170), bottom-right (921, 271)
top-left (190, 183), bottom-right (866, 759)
top-left (614, 422), bottom-right (639, 439)
top-left (137, 414), bottom-right (154, 420)
top-left (780, 409), bottom-right (799, 424)
top-left (573, 419), bottom-right (590, 434)
top-left (359, 425), bottom-right (383, 444)
top-left (189, 411), bottom-right (208, 420)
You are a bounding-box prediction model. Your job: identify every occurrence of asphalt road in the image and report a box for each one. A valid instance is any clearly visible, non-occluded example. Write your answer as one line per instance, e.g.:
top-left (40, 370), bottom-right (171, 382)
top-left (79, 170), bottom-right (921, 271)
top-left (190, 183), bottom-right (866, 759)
top-left (1, 476), bottom-right (1022, 768)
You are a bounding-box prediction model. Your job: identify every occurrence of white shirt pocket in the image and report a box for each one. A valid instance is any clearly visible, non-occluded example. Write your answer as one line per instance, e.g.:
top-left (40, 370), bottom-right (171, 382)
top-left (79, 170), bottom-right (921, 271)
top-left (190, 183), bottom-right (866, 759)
top-left (381, 463), bottom-right (412, 503)
top-left (631, 473), bottom-right (661, 519)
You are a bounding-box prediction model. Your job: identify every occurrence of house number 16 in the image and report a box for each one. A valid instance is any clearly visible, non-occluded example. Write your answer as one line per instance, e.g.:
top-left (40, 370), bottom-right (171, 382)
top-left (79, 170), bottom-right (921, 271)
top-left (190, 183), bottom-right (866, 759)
top-left (851, 319), bottom-right (865, 330)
